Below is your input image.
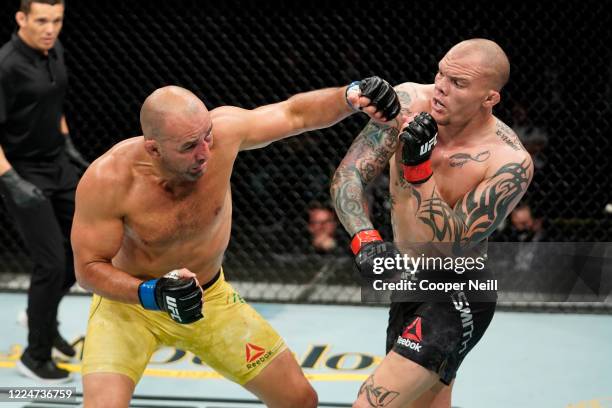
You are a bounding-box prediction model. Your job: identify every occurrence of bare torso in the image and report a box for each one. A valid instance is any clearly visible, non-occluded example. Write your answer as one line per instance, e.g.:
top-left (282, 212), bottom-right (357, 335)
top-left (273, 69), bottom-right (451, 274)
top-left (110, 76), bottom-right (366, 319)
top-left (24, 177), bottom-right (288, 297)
top-left (101, 110), bottom-right (241, 285)
top-left (389, 84), bottom-right (524, 246)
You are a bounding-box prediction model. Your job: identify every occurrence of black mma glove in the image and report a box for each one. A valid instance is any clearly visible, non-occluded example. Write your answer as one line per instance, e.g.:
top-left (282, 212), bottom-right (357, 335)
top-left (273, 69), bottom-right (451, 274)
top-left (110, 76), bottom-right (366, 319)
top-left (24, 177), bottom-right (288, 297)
top-left (351, 229), bottom-right (404, 281)
top-left (346, 76), bottom-right (401, 120)
top-left (0, 168), bottom-right (46, 208)
top-left (400, 112), bottom-right (438, 184)
top-left (64, 133), bottom-right (90, 170)
top-left (138, 271), bottom-right (203, 324)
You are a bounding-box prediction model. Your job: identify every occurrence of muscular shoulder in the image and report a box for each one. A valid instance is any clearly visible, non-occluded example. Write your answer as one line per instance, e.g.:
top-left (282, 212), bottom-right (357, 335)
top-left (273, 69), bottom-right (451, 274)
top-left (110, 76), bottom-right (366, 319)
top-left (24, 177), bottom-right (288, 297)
top-left (209, 105), bottom-right (250, 147)
top-left (486, 118), bottom-right (533, 178)
top-left (492, 118), bottom-right (529, 155)
top-left (78, 138), bottom-right (139, 209)
top-left (210, 105), bottom-right (246, 129)
top-left (394, 82), bottom-right (433, 114)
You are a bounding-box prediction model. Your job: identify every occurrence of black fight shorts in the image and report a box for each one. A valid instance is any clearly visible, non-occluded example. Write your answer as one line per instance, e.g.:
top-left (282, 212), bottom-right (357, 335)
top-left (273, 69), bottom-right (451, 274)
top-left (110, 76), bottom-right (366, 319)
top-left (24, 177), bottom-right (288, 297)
top-left (386, 292), bottom-right (496, 385)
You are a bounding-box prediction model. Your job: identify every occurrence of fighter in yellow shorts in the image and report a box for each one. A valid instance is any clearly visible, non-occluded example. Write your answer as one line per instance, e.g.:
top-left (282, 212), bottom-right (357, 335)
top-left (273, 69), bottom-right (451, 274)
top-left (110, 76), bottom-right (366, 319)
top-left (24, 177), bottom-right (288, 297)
top-left (71, 80), bottom-right (401, 407)
top-left (82, 269), bottom-right (285, 386)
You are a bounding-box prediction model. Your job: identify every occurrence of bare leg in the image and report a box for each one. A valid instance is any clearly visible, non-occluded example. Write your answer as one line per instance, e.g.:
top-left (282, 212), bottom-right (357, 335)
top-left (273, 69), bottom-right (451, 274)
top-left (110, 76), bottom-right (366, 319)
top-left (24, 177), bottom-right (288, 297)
top-left (408, 380), bottom-right (453, 408)
top-left (244, 349), bottom-right (317, 408)
top-left (353, 351), bottom-right (439, 408)
top-left (82, 372), bottom-right (135, 408)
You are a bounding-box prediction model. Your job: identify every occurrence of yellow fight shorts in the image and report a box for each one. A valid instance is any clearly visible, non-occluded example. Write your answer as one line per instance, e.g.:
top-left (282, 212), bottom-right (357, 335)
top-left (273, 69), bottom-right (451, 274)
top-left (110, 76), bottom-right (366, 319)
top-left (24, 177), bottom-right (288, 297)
top-left (81, 270), bottom-right (286, 385)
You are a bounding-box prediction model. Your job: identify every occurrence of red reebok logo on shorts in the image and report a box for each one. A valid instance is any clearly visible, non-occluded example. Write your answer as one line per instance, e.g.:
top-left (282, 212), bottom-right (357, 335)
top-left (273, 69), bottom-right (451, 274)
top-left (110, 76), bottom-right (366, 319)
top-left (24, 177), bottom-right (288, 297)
top-left (401, 317), bottom-right (423, 342)
top-left (245, 343), bottom-right (265, 363)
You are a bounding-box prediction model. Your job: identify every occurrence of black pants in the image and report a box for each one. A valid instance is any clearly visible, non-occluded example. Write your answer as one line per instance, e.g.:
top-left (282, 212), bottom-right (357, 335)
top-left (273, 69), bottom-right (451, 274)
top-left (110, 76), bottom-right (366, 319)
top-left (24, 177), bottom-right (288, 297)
top-left (0, 153), bottom-right (79, 360)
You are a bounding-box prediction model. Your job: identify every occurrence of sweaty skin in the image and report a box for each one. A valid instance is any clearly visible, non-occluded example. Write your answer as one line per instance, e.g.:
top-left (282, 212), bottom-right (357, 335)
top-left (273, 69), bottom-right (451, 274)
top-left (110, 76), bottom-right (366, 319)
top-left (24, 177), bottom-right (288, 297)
top-left (331, 38), bottom-right (534, 407)
top-left (389, 84), bottom-right (532, 252)
top-left (72, 85), bottom-right (393, 304)
top-left (333, 40), bottom-right (532, 254)
top-left (72, 87), bottom-right (388, 303)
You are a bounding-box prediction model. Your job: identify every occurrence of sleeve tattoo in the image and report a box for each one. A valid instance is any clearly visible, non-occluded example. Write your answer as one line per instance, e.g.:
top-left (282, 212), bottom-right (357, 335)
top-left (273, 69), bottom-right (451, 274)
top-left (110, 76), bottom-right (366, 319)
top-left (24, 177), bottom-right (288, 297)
top-left (330, 88), bottom-right (412, 236)
top-left (330, 120), bottom-right (399, 235)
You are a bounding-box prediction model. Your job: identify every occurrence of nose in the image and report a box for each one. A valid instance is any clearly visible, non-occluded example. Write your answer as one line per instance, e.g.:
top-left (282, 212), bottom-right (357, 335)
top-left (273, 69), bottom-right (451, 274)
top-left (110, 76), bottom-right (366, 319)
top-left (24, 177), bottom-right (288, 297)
top-left (44, 23), bottom-right (55, 35)
top-left (194, 140), bottom-right (209, 161)
top-left (434, 75), bottom-right (448, 97)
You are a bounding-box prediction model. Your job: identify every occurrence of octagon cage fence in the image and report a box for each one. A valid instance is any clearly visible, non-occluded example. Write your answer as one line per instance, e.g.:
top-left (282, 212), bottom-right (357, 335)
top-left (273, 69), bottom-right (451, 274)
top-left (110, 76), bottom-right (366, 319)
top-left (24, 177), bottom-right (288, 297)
top-left (1, 1), bottom-right (610, 312)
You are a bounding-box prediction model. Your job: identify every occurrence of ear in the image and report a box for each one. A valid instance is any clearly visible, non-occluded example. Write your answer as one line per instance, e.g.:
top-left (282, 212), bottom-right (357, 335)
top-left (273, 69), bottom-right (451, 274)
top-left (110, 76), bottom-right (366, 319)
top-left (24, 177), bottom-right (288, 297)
top-left (15, 11), bottom-right (26, 28)
top-left (483, 90), bottom-right (501, 108)
top-left (144, 139), bottom-right (161, 158)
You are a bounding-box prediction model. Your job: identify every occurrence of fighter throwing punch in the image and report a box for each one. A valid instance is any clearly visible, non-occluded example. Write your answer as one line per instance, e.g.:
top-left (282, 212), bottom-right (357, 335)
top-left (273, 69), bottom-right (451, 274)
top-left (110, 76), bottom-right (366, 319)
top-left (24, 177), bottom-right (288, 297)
top-left (331, 39), bottom-right (533, 407)
top-left (71, 78), bottom-right (400, 407)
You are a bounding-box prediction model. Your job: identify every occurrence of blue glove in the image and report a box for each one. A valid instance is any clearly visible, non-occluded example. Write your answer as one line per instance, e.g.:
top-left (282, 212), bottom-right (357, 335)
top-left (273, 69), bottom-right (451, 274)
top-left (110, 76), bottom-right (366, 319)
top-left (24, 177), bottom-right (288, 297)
top-left (138, 271), bottom-right (203, 324)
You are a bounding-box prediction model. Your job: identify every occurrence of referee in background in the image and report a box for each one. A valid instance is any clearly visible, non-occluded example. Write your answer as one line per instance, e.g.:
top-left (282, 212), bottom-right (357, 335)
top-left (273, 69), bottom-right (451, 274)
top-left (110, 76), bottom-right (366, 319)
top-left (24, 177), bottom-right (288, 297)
top-left (0, 0), bottom-right (88, 382)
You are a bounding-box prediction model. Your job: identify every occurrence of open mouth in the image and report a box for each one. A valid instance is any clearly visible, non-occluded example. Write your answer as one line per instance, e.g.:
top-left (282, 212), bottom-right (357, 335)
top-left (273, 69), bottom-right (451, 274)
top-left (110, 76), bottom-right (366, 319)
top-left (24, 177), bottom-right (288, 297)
top-left (432, 98), bottom-right (446, 110)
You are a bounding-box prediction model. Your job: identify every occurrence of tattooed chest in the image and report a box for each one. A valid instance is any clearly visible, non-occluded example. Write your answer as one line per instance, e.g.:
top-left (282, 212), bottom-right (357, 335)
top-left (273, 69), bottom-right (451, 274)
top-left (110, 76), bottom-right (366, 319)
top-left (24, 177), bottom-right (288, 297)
top-left (391, 149), bottom-right (488, 206)
top-left (431, 149), bottom-right (490, 204)
top-left (430, 146), bottom-right (491, 169)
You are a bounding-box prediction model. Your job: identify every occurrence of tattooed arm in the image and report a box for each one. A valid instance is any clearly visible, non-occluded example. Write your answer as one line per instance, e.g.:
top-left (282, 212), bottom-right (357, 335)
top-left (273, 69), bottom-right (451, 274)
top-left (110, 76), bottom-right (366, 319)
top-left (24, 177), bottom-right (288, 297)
top-left (330, 84), bottom-right (417, 236)
top-left (330, 120), bottom-right (399, 235)
top-left (409, 148), bottom-right (533, 252)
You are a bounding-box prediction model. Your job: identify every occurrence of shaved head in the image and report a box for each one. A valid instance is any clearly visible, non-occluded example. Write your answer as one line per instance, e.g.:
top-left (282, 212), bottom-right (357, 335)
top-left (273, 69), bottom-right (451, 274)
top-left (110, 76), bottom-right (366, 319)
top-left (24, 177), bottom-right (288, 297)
top-left (447, 38), bottom-right (510, 91)
top-left (140, 86), bottom-right (208, 141)
top-left (140, 86), bottom-right (213, 182)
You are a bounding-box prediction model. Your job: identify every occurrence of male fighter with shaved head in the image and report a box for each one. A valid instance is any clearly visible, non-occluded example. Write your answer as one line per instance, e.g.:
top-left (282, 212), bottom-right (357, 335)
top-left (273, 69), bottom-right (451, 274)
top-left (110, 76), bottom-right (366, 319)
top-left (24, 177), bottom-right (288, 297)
top-left (71, 79), bottom-right (400, 407)
top-left (332, 39), bottom-right (533, 407)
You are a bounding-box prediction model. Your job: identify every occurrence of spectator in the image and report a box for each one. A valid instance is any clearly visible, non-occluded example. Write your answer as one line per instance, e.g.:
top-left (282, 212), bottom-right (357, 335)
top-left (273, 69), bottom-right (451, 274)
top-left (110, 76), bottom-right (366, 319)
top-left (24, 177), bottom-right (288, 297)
top-left (307, 201), bottom-right (339, 254)
top-left (499, 202), bottom-right (548, 275)
top-left (509, 202), bottom-right (547, 243)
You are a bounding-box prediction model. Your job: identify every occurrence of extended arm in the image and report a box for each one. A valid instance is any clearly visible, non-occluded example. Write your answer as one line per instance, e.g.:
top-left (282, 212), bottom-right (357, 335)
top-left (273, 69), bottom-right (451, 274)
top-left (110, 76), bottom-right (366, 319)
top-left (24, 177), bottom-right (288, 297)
top-left (238, 77), bottom-right (401, 150)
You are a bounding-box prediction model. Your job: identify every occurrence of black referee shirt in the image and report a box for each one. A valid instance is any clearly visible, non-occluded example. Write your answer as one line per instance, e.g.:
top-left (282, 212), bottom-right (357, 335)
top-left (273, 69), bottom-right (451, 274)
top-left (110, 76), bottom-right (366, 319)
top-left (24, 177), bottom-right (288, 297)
top-left (0, 33), bottom-right (68, 161)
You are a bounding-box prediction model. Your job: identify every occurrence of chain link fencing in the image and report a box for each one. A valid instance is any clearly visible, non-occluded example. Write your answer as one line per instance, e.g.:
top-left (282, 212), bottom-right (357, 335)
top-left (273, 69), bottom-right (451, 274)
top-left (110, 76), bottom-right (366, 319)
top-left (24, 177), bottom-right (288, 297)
top-left (1, 1), bottom-right (610, 309)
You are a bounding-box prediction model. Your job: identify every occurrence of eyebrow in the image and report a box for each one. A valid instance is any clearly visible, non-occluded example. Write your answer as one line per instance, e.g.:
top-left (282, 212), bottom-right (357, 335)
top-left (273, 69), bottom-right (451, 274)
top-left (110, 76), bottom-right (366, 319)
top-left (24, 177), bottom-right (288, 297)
top-left (451, 76), bottom-right (469, 83)
top-left (180, 140), bottom-right (198, 150)
top-left (35, 17), bottom-right (63, 22)
top-left (438, 65), bottom-right (469, 83)
top-left (204, 124), bottom-right (213, 137)
top-left (180, 124), bottom-right (213, 149)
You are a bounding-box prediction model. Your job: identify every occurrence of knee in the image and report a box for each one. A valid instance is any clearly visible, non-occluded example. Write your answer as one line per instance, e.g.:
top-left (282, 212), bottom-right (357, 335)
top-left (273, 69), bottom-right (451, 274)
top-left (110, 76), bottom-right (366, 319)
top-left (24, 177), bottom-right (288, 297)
top-left (83, 394), bottom-right (130, 408)
top-left (83, 374), bottom-right (134, 408)
top-left (286, 384), bottom-right (317, 408)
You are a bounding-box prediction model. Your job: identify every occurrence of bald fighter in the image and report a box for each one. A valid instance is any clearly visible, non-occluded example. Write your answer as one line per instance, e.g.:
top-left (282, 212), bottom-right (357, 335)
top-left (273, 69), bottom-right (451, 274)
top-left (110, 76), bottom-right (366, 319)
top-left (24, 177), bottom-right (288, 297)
top-left (72, 79), bottom-right (400, 407)
top-left (331, 39), bottom-right (533, 407)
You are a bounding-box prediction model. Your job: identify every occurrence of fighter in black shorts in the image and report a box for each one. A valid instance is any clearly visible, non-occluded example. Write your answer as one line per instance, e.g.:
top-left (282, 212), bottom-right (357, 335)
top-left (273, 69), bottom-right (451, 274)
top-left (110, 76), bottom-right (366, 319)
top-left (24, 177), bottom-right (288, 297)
top-left (331, 39), bottom-right (533, 406)
top-left (387, 293), bottom-right (496, 387)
